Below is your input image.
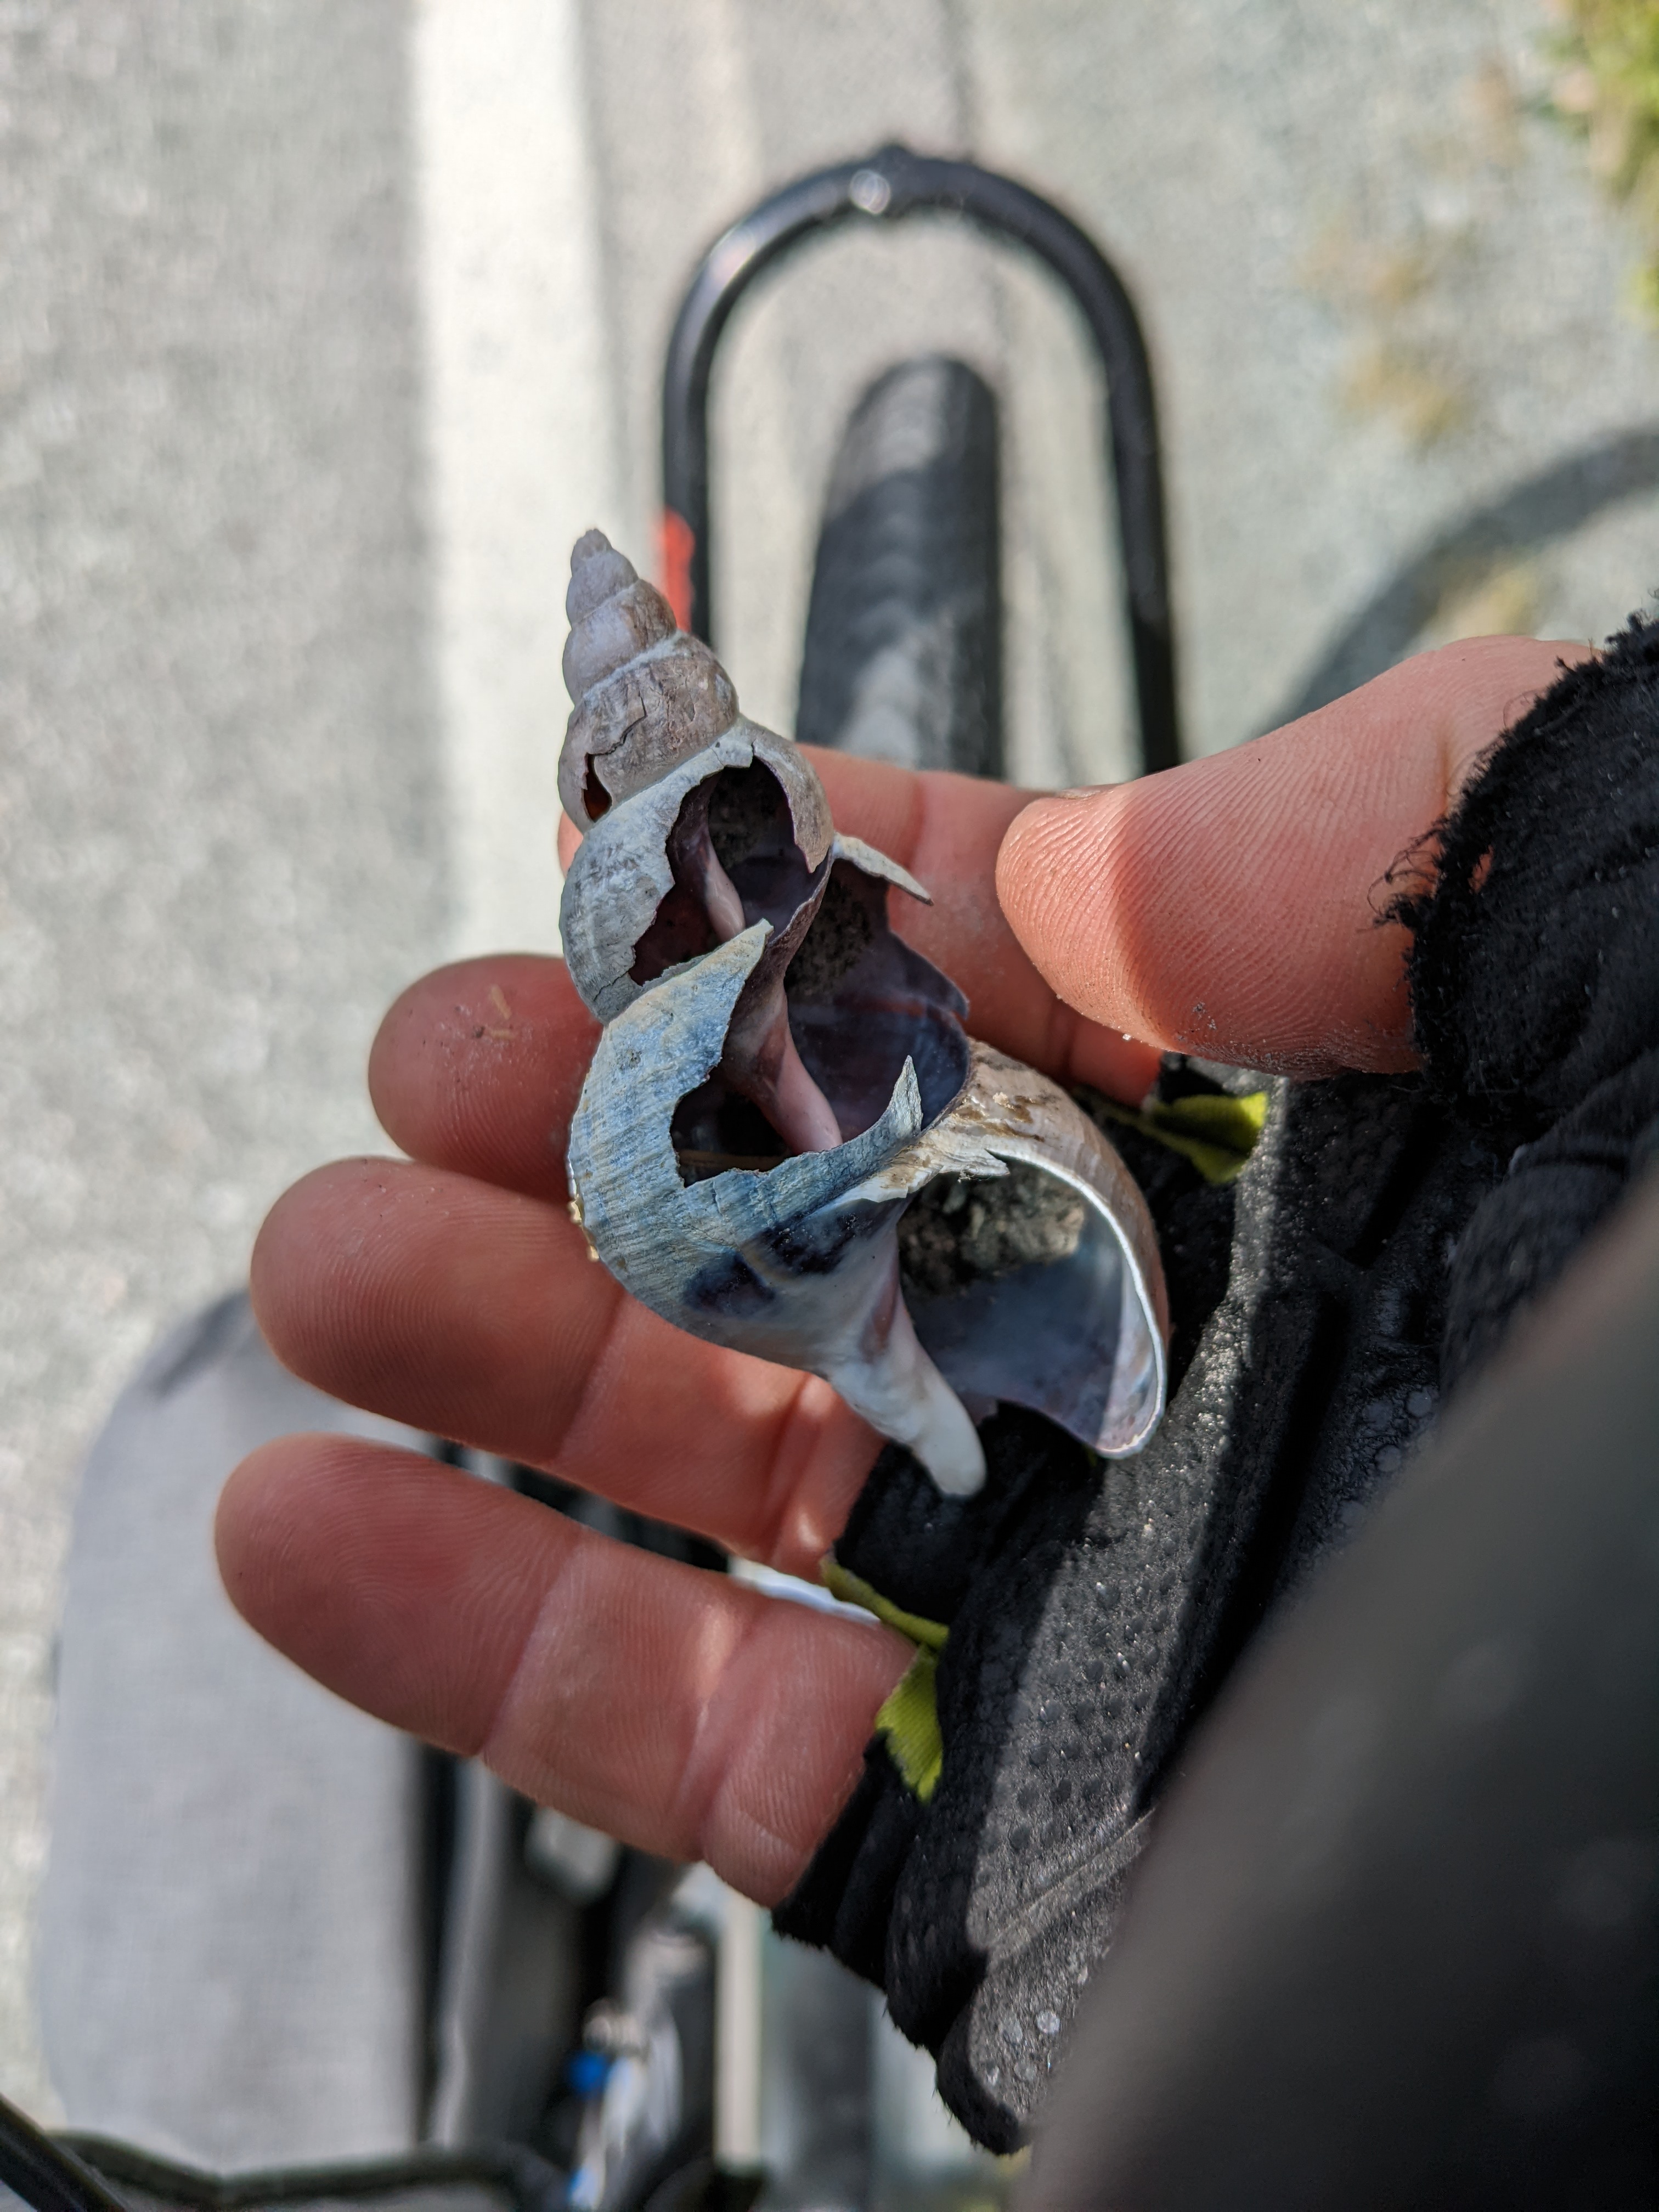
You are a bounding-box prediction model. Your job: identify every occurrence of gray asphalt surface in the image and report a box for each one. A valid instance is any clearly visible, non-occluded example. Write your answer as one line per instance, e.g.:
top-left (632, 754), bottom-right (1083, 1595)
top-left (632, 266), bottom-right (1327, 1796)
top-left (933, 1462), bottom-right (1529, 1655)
top-left (0, 2), bottom-right (442, 2112)
top-left (2, 0), bottom-right (1656, 2121)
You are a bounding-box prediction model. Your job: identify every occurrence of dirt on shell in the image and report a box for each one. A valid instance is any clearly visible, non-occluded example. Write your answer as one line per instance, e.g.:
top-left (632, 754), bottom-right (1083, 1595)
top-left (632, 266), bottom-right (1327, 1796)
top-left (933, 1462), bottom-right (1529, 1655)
top-left (785, 867), bottom-right (874, 1001)
top-left (898, 1159), bottom-right (1086, 1297)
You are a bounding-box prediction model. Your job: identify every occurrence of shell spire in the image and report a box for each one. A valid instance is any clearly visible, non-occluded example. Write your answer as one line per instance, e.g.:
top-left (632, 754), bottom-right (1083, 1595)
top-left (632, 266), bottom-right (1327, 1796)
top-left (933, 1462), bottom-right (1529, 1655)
top-left (557, 535), bottom-right (1169, 1497)
top-left (558, 531), bottom-right (740, 826)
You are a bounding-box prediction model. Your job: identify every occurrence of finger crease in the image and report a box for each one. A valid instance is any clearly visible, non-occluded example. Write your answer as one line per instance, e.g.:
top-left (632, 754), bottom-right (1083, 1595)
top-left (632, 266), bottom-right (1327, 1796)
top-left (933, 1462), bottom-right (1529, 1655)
top-left (673, 1596), bottom-right (770, 1863)
top-left (752, 1373), bottom-right (829, 1567)
top-left (474, 1515), bottom-right (584, 1773)
top-left (528, 1272), bottom-right (629, 1468)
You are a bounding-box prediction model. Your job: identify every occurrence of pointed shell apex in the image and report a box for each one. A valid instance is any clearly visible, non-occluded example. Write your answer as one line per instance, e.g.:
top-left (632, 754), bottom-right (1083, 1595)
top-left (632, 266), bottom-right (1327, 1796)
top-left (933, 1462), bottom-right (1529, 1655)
top-left (567, 531), bottom-right (638, 619)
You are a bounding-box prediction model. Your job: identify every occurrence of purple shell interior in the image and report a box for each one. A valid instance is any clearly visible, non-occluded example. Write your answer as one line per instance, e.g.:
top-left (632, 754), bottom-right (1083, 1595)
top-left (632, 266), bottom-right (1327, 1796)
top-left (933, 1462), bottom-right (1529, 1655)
top-left (637, 759), bottom-right (970, 1181)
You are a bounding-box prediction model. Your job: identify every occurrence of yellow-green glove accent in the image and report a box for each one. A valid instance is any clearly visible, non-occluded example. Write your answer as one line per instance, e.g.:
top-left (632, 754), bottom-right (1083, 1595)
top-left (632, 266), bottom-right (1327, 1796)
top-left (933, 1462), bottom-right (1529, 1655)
top-left (821, 1556), bottom-right (949, 1801)
top-left (1092, 1088), bottom-right (1268, 1186)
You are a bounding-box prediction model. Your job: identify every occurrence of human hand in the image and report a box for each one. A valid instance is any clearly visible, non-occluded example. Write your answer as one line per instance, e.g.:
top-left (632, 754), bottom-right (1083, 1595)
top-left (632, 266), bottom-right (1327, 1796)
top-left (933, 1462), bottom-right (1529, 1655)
top-left (217, 633), bottom-right (1579, 1906)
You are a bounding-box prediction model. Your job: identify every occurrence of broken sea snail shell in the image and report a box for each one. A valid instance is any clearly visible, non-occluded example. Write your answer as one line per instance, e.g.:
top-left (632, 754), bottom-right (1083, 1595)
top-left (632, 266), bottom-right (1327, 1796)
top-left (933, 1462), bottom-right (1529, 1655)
top-left (558, 530), bottom-right (1167, 1497)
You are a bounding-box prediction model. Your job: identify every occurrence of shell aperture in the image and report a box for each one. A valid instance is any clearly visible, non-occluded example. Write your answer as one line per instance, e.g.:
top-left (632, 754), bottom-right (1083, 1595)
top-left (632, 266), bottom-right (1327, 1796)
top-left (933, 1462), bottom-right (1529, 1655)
top-left (558, 531), bottom-right (1167, 1495)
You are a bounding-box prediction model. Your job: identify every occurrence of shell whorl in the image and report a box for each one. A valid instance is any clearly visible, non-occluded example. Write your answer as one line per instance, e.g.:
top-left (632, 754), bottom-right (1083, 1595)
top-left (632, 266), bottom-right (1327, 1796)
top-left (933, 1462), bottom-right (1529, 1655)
top-left (558, 530), bottom-right (739, 823)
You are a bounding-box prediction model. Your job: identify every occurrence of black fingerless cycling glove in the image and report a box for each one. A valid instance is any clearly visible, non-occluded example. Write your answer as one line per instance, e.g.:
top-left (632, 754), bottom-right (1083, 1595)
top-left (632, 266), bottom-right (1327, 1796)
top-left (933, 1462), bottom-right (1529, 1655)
top-left (775, 615), bottom-right (1659, 2151)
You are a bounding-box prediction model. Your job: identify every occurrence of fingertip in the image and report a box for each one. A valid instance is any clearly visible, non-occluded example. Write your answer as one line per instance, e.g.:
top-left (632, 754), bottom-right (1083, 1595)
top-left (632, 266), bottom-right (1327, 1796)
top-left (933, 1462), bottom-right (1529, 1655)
top-left (366, 956), bottom-right (597, 1198)
top-left (215, 1434), bottom-right (551, 1753)
top-left (251, 1156), bottom-right (458, 1410)
top-left (996, 781), bottom-right (1144, 1032)
top-left (213, 1436), bottom-right (278, 1620)
top-left (995, 783), bottom-right (1111, 914)
top-left (215, 1432), bottom-right (374, 1663)
top-left (247, 1161), bottom-right (346, 1378)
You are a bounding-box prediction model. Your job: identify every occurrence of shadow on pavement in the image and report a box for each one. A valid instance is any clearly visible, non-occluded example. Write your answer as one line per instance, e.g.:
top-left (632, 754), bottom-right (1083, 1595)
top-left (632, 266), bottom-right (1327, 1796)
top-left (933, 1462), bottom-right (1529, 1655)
top-left (1273, 425), bottom-right (1659, 725)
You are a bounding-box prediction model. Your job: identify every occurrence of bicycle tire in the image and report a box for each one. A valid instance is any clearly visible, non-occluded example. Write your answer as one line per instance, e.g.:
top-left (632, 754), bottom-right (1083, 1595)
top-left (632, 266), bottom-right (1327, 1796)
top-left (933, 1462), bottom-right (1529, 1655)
top-left (795, 356), bottom-right (1002, 779)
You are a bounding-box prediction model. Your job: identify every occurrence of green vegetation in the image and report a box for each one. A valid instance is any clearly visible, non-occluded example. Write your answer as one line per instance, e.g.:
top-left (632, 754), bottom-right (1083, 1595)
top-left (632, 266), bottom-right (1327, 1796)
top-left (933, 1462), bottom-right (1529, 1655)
top-left (1547, 1), bottom-right (1659, 318)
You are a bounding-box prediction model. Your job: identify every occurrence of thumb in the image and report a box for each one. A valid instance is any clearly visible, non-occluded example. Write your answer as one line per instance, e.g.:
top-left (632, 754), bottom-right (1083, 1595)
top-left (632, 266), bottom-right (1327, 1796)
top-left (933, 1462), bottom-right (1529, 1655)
top-left (994, 637), bottom-right (1585, 1080)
